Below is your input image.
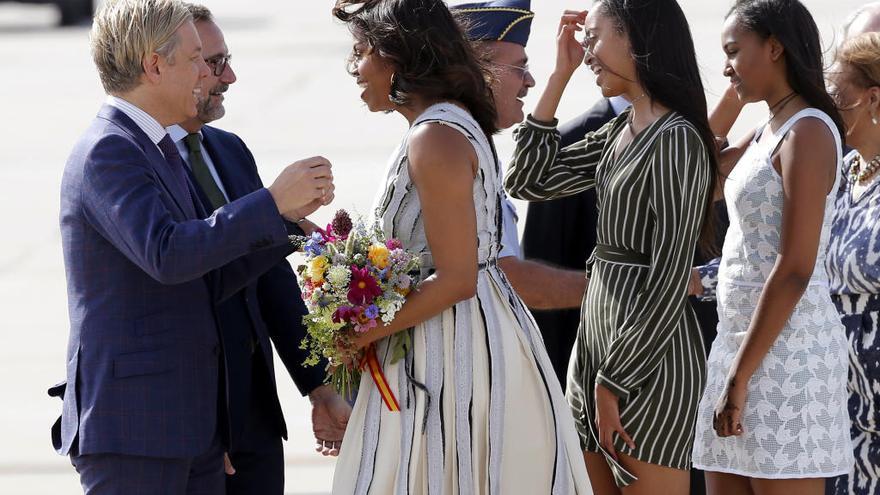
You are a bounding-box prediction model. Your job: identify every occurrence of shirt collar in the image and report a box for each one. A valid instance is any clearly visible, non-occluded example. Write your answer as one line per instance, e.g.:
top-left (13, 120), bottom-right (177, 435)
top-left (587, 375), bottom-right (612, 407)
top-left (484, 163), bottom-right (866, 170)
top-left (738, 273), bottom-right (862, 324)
top-left (105, 95), bottom-right (167, 145)
top-left (166, 124), bottom-right (202, 145)
top-left (609, 95), bottom-right (631, 117)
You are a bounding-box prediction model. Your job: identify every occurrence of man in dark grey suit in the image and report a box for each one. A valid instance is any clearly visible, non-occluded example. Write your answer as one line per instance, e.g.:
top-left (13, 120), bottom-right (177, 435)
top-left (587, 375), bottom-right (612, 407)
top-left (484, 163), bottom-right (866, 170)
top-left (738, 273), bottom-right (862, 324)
top-left (165, 5), bottom-right (350, 493)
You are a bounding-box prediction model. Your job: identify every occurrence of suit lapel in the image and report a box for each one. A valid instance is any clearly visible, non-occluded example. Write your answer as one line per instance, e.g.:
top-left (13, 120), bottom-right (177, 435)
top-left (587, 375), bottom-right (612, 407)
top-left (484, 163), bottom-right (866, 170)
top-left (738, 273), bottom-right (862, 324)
top-left (98, 105), bottom-right (196, 219)
top-left (201, 127), bottom-right (247, 201)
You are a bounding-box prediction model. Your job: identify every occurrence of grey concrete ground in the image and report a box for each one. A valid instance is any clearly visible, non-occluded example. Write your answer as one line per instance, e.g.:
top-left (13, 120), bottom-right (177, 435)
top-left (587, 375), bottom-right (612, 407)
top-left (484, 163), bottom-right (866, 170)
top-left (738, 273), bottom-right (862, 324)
top-left (0, 0), bottom-right (860, 493)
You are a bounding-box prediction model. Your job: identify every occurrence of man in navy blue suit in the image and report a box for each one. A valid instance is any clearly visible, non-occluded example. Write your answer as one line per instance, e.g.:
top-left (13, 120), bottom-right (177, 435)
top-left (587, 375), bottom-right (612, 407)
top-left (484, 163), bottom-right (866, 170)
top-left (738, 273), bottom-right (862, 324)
top-left (164, 4), bottom-right (350, 493)
top-left (54, 0), bottom-right (335, 493)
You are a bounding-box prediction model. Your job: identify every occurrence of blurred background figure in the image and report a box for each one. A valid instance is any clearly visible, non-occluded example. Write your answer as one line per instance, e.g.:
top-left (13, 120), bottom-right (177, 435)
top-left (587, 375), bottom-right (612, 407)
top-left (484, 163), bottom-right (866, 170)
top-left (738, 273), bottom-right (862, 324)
top-left (843, 1), bottom-right (880, 38)
top-left (0, 0), bottom-right (93, 25)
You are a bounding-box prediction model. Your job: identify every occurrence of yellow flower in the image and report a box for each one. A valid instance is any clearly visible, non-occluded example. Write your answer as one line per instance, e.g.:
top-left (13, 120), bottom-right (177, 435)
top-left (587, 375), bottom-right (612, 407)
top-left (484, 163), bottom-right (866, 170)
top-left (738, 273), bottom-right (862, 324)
top-left (368, 243), bottom-right (390, 269)
top-left (308, 256), bottom-right (329, 282)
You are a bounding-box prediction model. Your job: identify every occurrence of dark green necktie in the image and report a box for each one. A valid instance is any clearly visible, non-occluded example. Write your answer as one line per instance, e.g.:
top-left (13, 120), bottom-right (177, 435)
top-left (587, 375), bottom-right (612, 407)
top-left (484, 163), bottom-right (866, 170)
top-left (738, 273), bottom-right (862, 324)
top-left (183, 133), bottom-right (227, 210)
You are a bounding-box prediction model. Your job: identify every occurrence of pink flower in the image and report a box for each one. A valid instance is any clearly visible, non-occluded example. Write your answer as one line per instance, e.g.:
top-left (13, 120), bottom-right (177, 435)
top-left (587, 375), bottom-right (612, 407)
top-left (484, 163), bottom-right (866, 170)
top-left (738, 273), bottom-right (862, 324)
top-left (385, 238), bottom-right (403, 250)
top-left (354, 319), bottom-right (378, 334)
top-left (347, 266), bottom-right (383, 305)
top-left (317, 225), bottom-right (336, 243)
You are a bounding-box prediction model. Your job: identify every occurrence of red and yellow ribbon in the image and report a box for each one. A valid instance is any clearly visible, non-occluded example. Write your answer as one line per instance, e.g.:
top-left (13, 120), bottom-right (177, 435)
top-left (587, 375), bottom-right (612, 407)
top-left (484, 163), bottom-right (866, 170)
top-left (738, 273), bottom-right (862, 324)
top-left (361, 345), bottom-right (400, 412)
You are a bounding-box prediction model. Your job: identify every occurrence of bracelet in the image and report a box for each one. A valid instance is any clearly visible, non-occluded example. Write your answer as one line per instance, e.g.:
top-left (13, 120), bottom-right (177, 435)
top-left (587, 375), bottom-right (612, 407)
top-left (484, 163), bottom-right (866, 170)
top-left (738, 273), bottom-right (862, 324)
top-left (714, 135), bottom-right (730, 151)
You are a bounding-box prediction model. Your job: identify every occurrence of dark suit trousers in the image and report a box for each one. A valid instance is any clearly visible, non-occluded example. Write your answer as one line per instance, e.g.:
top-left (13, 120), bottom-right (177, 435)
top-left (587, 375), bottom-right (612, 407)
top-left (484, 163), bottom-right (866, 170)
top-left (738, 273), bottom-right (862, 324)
top-left (226, 351), bottom-right (285, 495)
top-left (70, 433), bottom-right (225, 495)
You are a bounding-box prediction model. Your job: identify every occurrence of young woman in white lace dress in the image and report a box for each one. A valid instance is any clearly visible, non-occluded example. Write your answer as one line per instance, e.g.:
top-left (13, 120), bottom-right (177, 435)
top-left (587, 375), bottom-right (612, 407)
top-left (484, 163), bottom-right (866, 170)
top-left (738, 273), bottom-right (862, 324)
top-left (329, 1), bottom-right (590, 493)
top-left (690, 2), bottom-right (853, 494)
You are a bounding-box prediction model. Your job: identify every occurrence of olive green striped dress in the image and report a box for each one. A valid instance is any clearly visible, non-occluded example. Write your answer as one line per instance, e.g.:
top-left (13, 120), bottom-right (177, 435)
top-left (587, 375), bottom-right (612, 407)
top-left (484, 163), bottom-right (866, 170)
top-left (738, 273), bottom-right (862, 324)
top-left (504, 109), bottom-right (711, 487)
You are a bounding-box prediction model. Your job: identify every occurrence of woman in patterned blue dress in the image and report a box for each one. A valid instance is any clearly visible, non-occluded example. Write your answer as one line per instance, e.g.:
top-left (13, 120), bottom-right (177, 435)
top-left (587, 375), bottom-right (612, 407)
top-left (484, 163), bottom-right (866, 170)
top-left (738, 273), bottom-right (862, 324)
top-left (826, 33), bottom-right (880, 495)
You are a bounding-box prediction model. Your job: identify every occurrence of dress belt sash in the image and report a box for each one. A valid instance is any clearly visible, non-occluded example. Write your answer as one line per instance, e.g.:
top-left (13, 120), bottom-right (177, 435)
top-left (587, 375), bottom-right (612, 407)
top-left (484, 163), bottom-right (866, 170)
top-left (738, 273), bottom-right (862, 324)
top-left (594, 244), bottom-right (650, 266)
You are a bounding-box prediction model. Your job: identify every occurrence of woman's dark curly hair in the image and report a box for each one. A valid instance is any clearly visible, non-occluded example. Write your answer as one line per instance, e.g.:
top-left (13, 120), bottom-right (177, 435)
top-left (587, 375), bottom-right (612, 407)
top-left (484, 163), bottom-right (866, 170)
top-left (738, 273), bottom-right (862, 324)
top-left (333, 0), bottom-right (498, 136)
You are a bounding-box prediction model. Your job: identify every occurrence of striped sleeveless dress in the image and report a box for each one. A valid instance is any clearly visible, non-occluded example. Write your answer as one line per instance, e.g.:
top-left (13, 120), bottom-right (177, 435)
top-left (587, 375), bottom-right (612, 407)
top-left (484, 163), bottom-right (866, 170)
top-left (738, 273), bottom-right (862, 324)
top-left (331, 103), bottom-right (590, 495)
top-left (505, 109), bottom-right (712, 487)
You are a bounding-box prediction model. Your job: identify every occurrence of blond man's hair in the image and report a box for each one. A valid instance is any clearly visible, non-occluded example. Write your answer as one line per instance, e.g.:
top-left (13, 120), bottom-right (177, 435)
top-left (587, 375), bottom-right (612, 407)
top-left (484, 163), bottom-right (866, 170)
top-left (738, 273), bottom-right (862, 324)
top-left (90, 0), bottom-right (193, 94)
top-left (838, 32), bottom-right (880, 89)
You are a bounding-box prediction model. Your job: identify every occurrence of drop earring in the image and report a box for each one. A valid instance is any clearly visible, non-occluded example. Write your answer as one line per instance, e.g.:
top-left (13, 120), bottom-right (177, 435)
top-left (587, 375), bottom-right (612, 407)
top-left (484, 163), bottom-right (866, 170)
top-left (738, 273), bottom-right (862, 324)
top-left (388, 73), bottom-right (398, 103)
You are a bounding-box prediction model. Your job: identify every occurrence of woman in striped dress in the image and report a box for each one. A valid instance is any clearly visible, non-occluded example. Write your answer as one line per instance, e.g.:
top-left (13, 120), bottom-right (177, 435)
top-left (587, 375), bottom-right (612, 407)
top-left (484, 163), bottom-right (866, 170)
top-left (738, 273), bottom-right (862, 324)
top-left (330, 1), bottom-right (590, 493)
top-left (504, 1), bottom-right (717, 493)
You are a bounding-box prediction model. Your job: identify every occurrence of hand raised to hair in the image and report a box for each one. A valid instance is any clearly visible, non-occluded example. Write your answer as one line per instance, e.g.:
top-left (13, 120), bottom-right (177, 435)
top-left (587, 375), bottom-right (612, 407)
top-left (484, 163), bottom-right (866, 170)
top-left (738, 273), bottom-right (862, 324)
top-left (555, 10), bottom-right (588, 78)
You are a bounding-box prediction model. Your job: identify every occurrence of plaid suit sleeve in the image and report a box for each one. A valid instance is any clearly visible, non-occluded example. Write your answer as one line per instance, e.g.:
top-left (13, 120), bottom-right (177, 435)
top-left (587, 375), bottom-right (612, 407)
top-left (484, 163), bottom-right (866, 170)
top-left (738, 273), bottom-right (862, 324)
top-left (81, 134), bottom-right (289, 286)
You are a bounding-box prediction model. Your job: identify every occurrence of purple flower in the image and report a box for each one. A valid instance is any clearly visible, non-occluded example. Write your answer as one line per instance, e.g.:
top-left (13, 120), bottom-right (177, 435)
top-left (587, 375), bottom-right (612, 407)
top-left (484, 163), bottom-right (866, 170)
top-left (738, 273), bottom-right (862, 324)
top-left (304, 232), bottom-right (325, 256)
top-left (332, 210), bottom-right (353, 238)
top-left (364, 304), bottom-right (379, 319)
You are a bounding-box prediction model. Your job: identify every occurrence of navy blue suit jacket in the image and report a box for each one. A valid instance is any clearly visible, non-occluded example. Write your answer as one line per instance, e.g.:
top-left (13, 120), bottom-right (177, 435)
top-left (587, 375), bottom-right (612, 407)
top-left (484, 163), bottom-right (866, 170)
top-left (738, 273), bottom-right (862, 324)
top-left (56, 105), bottom-right (294, 458)
top-left (197, 125), bottom-right (325, 450)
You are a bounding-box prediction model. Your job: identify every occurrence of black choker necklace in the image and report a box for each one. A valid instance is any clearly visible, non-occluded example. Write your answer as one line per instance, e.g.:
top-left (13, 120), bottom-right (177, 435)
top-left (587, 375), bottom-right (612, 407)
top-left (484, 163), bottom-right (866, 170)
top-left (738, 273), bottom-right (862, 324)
top-left (768, 91), bottom-right (798, 119)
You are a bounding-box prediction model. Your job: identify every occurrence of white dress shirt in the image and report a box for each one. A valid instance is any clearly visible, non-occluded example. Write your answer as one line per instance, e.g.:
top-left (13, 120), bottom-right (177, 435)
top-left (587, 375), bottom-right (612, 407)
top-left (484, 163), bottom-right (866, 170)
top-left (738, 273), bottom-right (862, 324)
top-left (498, 196), bottom-right (522, 259)
top-left (608, 95), bottom-right (631, 117)
top-left (106, 95), bottom-right (167, 147)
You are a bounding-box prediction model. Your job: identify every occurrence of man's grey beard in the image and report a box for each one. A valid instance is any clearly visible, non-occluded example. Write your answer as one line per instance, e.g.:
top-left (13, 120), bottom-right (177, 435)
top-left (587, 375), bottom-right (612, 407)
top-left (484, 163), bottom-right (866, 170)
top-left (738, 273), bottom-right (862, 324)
top-left (197, 84), bottom-right (229, 123)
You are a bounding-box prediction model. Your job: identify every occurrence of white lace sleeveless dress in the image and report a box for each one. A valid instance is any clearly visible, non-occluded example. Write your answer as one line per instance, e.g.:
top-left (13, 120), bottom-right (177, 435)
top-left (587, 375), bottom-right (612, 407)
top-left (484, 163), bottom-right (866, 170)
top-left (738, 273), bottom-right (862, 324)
top-left (692, 108), bottom-right (854, 478)
top-left (331, 103), bottom-right (590, 494)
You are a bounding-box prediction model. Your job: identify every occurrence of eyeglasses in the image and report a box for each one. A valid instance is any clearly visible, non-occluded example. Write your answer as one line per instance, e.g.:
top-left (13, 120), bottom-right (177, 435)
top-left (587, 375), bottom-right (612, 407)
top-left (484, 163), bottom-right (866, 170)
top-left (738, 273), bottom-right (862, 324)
top-left (581, 33), bottom-right (597, 59)
top-left (496, 62), bottom-right (530, 80)
top-left (205, 54), bottom-right (232, 77)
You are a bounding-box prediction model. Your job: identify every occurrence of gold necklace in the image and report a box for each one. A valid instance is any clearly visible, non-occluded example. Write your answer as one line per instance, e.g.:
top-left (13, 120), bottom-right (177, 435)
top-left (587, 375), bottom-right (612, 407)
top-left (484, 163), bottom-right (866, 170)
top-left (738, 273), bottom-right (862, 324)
top-left (849, 153), bottom-right (880, 184)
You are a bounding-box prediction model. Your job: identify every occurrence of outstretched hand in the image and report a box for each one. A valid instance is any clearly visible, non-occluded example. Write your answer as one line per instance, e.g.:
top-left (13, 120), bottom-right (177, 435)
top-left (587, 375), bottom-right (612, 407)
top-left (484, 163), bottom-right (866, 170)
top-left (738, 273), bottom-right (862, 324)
top-left (268, 156), bottom-right (334, 221)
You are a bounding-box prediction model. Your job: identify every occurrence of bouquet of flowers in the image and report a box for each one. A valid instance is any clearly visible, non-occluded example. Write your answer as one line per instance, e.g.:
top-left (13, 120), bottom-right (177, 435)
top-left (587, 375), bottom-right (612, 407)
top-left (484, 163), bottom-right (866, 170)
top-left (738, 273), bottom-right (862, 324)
top-left (294, 209), bottom-right (420, 409)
